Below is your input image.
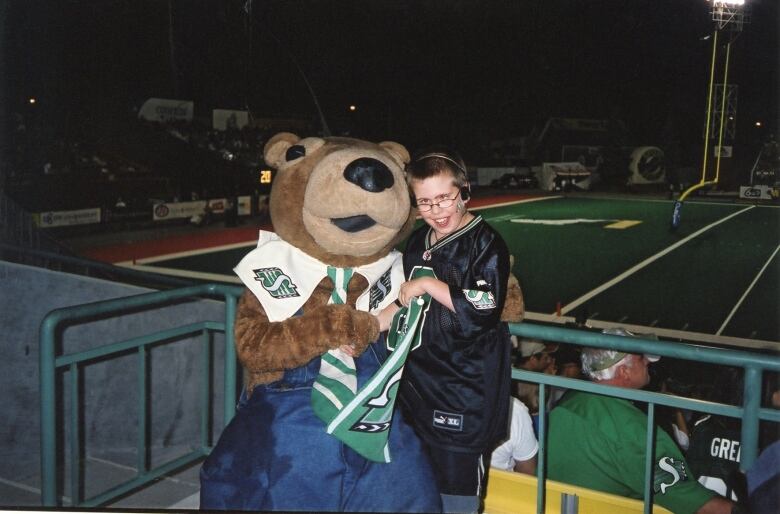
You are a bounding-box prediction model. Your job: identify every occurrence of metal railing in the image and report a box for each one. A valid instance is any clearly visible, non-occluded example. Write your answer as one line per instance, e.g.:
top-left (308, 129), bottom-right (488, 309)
top-left (39, 286), bottom-right (779, 510)
top-left (510, 323), bottom-right (780, 514)
top-left (39, 283), bottom-right (244, 507)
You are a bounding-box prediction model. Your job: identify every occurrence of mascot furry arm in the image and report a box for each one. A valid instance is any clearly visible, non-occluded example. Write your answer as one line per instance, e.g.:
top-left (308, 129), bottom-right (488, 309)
top-left (236, 278), bottom-right (378, 386)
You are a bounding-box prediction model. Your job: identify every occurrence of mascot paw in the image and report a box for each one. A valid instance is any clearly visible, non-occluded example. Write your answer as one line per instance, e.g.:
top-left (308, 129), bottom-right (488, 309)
top-left (313, 304), bottom-right (379, 355)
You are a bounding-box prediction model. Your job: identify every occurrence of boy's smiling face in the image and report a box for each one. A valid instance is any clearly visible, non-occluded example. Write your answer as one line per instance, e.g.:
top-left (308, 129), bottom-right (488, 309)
top-left (411, 172), bottom-right (471, 240)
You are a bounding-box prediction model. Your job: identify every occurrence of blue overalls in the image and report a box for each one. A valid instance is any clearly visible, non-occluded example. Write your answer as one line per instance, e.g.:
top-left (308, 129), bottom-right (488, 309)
top-left (200, 336), bottom-right (441, 512)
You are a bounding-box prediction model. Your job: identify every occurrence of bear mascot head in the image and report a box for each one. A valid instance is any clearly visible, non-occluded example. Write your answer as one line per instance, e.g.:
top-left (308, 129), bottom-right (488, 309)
top-left (199, 133), bottom-right (442, 512)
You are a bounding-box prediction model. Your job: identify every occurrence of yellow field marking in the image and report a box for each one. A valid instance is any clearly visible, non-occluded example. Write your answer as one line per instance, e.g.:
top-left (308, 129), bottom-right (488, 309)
top-left (604, 220), bottom-right (642, 229)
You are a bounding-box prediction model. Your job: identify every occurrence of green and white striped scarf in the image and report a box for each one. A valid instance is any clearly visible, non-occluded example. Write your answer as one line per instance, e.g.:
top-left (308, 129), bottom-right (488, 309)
top-left (311, 266), bottom-right (433, 463)
top-left (311, 266), bottom-right (358, 423)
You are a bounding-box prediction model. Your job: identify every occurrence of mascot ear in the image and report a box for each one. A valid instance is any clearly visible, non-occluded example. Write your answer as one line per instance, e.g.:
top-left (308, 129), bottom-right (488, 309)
top-left (379, 141), bottom-right (410, 168)
top-left (264, 132), bottom-right (301, 169)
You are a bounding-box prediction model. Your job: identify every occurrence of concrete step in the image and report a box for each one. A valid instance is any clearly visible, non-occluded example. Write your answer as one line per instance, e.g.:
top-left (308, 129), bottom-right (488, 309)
top-left (1, 446), bottom-right (201, 509)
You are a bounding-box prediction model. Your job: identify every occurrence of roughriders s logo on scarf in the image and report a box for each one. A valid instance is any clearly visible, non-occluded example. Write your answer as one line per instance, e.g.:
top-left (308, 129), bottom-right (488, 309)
top-left (253, 267), bottom-right (300, 299)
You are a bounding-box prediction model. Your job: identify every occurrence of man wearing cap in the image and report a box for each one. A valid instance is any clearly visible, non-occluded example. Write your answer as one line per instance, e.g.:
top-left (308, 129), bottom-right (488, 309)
top-left (547, 329), bottom-right (736, 514)
top-left (515, 338), bottom-right (558, 373)
top-left (514, 339), bottom-right (558, 434)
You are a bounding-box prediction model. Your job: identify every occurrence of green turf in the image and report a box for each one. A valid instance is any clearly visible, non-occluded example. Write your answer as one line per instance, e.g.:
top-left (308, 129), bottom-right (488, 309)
top-left (480, 198), bottom-right (742, 312)
top-left (569, 205), bottom-right (779, 340)
top-left (142, 197), bottom-right (780, 342)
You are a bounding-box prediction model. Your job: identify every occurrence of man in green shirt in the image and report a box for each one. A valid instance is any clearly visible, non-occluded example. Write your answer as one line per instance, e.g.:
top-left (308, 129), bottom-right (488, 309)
top-left (547, 328), bottom-right (735, 514)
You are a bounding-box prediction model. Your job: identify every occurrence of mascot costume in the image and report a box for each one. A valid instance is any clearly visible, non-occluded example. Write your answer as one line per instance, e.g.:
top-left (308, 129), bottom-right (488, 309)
top-left (199, 133), bottom-right (442, 512)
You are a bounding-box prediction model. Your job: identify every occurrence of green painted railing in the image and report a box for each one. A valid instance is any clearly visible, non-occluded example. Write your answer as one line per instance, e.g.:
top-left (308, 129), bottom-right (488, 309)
top-left (40, 284), bottom-right (779, 511)
top-left (39, 283), bottom-right (244, 507)
top-left (510, 323), bottom-right (780, 514)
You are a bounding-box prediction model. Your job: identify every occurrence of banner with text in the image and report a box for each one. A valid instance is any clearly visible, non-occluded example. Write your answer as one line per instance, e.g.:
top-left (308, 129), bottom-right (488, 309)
top-left (36, 208), bottom-right (102, 228)
top-left (138, 98), bottom-right (194, 123)
top-left (153, 196), bottom-right (252, 221)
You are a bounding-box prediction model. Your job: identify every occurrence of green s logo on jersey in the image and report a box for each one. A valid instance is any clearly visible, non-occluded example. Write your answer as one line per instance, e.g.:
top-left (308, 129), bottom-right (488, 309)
top-left (653, 457), bottom-right (688, 495)
top-left (463, 289), bottom-right (496, 310)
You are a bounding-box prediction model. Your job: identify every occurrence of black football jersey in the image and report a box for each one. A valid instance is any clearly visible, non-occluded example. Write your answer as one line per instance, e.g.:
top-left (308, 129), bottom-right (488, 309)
top-left (399, 215), bottom-right (512, 453)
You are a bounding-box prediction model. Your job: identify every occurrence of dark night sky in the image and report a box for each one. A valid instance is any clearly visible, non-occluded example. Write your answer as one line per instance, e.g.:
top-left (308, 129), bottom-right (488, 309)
top-left (4, 0), bottom-right (778, 161)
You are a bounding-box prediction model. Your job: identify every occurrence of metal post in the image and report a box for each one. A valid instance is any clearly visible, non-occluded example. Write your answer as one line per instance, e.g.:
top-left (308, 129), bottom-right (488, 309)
top-left (69, 364), bottom-right (80, 505)
top-left (137, 346), bottom-right (148, 473)
top-left (713, 43), bottom-right (732, 183)
top-left (40, 314), bottom-right (58, 506)
top-left (740, 366), bottom-right (762, 470)
top-left (643, 403), bottom-right (656, 514)
top-left (537, 383), bottom-right (547, 514)
top-left (200, 329), bottom-right (212, 449)
top-left (223, 293), bottom-right (238, 423)
top-left (560, 493), bottom-right (579, 514)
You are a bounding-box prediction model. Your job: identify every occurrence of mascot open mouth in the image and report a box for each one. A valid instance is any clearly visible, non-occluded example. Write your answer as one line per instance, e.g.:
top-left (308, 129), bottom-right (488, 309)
top-left (331, 214), bottom-right (377, 232)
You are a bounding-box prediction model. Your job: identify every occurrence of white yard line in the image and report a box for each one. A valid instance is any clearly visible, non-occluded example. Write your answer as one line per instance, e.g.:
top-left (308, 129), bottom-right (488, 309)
top-left (717, 243), bottom-right (780, 336)
top-left (116, 263), bottom-right (242, 284)
top-left (523, 310), bottom-right (779, 351)
top-left (476, 195), bottom-right (562, 209)
top-left (117, 240), bottom-right (257, 266)
top-left (560, 205), bottom-right (756, 316)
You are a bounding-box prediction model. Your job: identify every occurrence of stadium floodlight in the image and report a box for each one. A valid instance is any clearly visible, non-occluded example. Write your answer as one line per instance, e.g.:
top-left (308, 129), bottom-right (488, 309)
top-left (709, 0), bottom-right (749, 31)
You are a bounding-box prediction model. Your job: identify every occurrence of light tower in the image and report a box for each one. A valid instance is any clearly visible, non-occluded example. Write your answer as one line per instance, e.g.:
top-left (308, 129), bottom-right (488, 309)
top-left (671, 0), bottom-right (750, 229)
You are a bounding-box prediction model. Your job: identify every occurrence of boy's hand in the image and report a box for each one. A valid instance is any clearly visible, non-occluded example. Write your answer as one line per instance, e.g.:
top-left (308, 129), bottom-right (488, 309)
top-left (399, 276), bottom-right (455, 312)
top-left (375, 303), bottom-right (400, 332)
top-left (339, 344), bottom-right (357, 357)
top-left (398, 278), bottom-right (429, 306)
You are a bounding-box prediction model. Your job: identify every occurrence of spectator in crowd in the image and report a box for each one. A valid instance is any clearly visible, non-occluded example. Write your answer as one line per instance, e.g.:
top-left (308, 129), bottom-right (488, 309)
top-left (687, 410), bottom-right (745, 502)
top-left (745, 381), bottom-right (780, 513)
top-left (748, 435), bottom-right (779, 514)
top-left (555, 344), bottom-right (583, 379)
top-left (658, 375), bottom-right (693, 452)
top-left (548, 343), bottom-right (583, 407)
top-left (659, 362), bottom-right (779, 509)
top-left (514, 338), bottom-right (558, 433)
top-left (547, 328), bottom-right (736, 514)
top-left (515, 339), bottom-right (558, 374)
top-left (490, 397), bottom-right (538, 475)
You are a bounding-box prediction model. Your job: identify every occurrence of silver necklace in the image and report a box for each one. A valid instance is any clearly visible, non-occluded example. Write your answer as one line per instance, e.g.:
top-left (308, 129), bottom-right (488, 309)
top-left (422, 215), bottom-right (481, 261)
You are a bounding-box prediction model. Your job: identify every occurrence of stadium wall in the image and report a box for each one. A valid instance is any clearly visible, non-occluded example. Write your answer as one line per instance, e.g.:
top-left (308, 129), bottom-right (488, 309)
top-left (0, 260), bottom-right (230, 481)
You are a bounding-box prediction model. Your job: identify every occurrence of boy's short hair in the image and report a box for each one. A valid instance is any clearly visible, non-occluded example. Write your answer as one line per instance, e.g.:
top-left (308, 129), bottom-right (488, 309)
top-left (406, 146), bottom-right (469, 188)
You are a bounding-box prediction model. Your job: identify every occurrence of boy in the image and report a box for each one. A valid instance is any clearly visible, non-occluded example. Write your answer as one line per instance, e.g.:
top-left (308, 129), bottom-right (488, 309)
top-left (380, 148), bottom-right (513, 513)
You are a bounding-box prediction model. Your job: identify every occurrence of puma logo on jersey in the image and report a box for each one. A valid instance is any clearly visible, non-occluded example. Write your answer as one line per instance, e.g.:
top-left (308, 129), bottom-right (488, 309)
top-left (433, 410), bottom-right (463, 431)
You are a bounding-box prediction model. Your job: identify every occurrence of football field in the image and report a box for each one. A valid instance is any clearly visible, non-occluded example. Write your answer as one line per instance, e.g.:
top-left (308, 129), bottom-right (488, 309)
top-left (116, 195), bottom-right (780, 350)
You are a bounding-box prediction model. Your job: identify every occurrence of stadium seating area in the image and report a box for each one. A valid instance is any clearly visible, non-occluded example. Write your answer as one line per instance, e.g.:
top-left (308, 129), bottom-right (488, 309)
top-left (3, 114), bottom-right (274, 215)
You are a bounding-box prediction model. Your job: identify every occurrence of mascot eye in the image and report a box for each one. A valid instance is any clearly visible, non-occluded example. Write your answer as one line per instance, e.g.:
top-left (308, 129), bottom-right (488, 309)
top-left (286, 145), bottom-right (306, 161)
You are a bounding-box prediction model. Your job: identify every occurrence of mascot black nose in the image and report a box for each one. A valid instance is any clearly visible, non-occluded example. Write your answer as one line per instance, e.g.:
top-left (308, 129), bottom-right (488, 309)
top-left (343, 158), bottom-right (394, 193)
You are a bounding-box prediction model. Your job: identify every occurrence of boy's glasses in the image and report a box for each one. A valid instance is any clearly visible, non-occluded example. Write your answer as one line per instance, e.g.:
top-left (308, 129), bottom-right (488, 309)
top-left (415, 191), bottom-right (461, 212)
